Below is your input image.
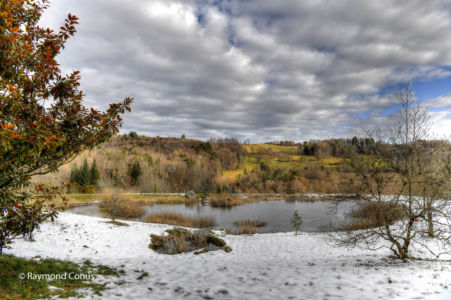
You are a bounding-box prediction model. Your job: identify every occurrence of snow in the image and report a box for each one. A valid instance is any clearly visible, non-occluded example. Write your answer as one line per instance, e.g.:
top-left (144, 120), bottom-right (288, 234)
top-left (6, 212), bottom-right (451, 300)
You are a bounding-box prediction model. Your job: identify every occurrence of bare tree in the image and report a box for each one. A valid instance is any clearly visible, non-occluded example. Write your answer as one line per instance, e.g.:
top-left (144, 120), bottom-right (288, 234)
top-left (332, 85), bottom-right (450, 259)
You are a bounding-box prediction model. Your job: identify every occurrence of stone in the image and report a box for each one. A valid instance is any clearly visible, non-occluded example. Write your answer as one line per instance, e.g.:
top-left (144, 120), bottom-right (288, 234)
top-left (223, 246), bottom-right (232, 253)
top-left (185, 190), bottom-right (196, 198)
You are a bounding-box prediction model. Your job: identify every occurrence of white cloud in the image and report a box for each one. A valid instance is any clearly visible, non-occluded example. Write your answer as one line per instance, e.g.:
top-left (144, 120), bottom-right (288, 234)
top-left (39, 0), bottom-right (451, 142)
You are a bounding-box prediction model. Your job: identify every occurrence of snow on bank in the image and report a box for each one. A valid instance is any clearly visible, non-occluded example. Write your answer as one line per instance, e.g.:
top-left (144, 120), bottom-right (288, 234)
top-left (6, 213), bottom-right (451, 300)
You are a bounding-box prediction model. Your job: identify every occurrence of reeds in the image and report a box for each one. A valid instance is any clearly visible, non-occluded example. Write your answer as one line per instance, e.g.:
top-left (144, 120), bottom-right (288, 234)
top-left (145, 213), bottom-right (214, 228)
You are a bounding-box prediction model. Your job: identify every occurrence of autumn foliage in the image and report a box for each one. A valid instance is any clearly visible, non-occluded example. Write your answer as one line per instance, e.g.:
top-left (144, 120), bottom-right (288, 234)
top-left (0, 0), bottom-right (132, 253)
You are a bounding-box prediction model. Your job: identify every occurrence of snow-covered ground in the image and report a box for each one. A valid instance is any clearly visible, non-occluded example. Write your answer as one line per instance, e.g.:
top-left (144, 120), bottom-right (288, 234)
top-left (6, 212), bottom-right (451, 300)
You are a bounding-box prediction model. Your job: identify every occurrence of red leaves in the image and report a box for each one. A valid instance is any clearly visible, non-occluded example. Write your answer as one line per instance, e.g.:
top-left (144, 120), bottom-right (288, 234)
top-left (1, 0), bottom-right (132, 200)
top-left (7, 85), bottom-right (19, 92)
top-left (1, 123), bottom-right (16, 129)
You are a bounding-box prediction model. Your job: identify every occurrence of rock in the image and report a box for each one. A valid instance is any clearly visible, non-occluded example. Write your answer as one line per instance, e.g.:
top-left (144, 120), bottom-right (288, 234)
top-left (194, 248), bottom-right (209, 255)
top-left (206, 235), bottom-right (226, 247)
top-left (185, 190), bottom-right (196, 198)
top-left (223, 246), bottom-right (232, 253)
top-left (193, 228), bottom-right (212, 239)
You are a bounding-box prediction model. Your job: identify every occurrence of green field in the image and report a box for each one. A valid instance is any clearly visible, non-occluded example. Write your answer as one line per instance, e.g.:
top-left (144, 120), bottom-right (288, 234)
top-left (222, 144), bottom-right (347, 180)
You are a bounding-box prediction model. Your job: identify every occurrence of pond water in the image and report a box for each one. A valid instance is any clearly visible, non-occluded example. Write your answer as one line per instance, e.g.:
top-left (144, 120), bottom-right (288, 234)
top-left (67, 199), bottom-right (358, 233)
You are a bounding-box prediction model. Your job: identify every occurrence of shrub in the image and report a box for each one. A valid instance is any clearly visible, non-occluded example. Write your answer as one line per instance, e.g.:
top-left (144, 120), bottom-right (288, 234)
top-left (117, 200), bottom-right (144, 218)
top-left (348, 201), bottom-right (405, 230)
top-left (290, 210), bottom-right (303, 235)
top-left (100, 190), bottom-right (144, 220)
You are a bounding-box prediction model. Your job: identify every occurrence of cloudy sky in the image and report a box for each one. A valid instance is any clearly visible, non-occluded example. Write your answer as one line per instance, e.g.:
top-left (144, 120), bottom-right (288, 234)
top-left (41, 0), bottom-right (451, 142)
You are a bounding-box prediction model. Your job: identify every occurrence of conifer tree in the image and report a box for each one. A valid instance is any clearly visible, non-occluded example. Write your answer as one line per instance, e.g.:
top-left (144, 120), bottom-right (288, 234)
top-left (90, 159), bottom-right (100, 185)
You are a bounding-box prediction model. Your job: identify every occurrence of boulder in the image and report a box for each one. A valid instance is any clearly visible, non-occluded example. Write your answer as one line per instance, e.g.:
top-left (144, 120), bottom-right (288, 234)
top-left (185, 190), bottom-right (196, 198)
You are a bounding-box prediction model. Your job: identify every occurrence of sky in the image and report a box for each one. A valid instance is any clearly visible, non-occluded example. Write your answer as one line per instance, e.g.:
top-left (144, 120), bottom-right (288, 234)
top-left (40, 0), bottom-right (451, 142)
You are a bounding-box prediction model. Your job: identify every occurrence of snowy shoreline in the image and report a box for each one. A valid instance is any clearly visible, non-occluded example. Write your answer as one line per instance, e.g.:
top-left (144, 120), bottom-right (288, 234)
top-left (6, 212), bottom-right (451, 299)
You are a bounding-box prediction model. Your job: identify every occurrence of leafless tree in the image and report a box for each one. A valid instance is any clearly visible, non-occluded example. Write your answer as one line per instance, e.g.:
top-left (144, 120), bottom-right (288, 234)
top-left (332, 85), bottom-right (450, 259)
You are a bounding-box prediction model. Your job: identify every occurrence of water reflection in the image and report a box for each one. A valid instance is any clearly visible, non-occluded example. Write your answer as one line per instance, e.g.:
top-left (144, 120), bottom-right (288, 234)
top-left (67, 200), bottom-right (358, 233)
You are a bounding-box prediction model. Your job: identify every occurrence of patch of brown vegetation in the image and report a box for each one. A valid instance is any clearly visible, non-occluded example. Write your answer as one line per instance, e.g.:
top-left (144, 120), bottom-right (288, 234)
top-left (234, 219), bottom-right (266, 228)
top-left (100, 190), bottom-right (144, 219)
top-left (236, 225), bottom-right (258, 235)
top-left (145, 213), bottom-right (214, 228)
top-left (348, 201), bottom-right (405, 230)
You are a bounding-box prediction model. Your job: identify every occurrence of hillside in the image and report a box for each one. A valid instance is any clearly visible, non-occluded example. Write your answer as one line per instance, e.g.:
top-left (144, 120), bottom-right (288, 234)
top-left (33, 134), bottom-right (385, 195)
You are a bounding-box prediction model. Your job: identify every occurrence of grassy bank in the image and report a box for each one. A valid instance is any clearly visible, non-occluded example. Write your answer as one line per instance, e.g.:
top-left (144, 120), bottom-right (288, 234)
top-left (0, 255), bottom-right (120, 299)
top-left (57, 193), bottom-right (196, 208)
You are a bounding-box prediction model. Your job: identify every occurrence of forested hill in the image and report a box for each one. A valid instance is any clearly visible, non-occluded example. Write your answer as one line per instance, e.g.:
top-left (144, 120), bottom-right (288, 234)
top-left (34, 134), bottom-right (447, 195)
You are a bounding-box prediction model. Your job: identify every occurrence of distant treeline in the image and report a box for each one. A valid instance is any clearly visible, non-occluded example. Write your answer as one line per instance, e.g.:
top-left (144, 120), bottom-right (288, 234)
top-left (34, 134), bottom-right (448, 195)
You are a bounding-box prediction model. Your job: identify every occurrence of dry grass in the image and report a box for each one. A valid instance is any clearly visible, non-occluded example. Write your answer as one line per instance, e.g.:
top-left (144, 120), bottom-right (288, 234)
top-left (145, 213), bottom-right (214, 228)
top-left (348, 201), bottom-right (405, 230)
top-left (236, 225), bottom-right (258, 235)
top-left (234, 218), bottom-right (264, 234)
top-left (209, 193), bottom-right (243, 208)
top-left (60, 193), bottom-right (195, 207)
top-left (209, 193), bottom-right (266, 208)
top-left (234, 219), bottom-right (266, 228)
top-left (117, 200), bottom-right (144, 218)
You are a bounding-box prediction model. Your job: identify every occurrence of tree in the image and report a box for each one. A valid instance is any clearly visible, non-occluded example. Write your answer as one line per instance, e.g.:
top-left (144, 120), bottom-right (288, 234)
top-left (128, 131), bottom-right (138, 139)
top-left (291, 210), bottom-right (303, 235)
top-left (128, 161), bottom-right (141, 186)
top-left (0, 0), bottom-right (132, 254)
top-left (333, 85), bottom-right (450, 259)
top-left (70, 165), bottom-right (79, 183)
top-left (90, 158), bottom-right (100, 186)
top-left (78, 158), bottom-right (90, 186)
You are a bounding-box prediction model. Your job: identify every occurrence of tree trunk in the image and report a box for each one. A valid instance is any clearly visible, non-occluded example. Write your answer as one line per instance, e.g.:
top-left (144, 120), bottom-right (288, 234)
top-left (427, 204), bottom-right (434, 238)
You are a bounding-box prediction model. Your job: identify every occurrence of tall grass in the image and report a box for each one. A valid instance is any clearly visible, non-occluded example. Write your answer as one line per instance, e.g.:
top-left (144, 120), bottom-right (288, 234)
top-left (145, 213), bottom-right (214, 228)
top-left (236, 225), bottom-right (258, 234)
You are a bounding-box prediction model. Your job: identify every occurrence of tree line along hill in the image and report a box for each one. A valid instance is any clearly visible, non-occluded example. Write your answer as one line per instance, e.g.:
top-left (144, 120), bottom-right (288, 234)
top-left (32, 133), bottom-right (448, 195)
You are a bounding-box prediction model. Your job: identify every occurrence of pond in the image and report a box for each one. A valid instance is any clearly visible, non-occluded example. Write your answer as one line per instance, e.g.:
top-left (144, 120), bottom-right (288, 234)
top-left (67, 199), bottom-right (358, 233)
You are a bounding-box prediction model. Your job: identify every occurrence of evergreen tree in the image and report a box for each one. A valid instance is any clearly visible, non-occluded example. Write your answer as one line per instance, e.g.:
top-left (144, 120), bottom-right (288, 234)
top-left (129, 161), bottom-right (142, 186)
top-left (90, 159), bottom-right (100, 185)
top-left (70, 165), bottom-right (79, 183)
top-left (79, 159), bottom-right (90, 186)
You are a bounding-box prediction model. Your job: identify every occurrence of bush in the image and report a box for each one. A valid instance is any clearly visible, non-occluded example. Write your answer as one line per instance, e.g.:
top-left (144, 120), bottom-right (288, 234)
top-left (348, 201), bottom-right (405, 230)
top-left (100, 190), bottom-right (144, 220)
top-left (116, 201), bottom-right (144, 218)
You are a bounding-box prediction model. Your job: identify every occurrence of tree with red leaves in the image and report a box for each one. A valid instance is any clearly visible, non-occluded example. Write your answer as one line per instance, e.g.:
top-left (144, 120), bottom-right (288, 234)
top-left (0, 0), bottom-right (132, 253)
